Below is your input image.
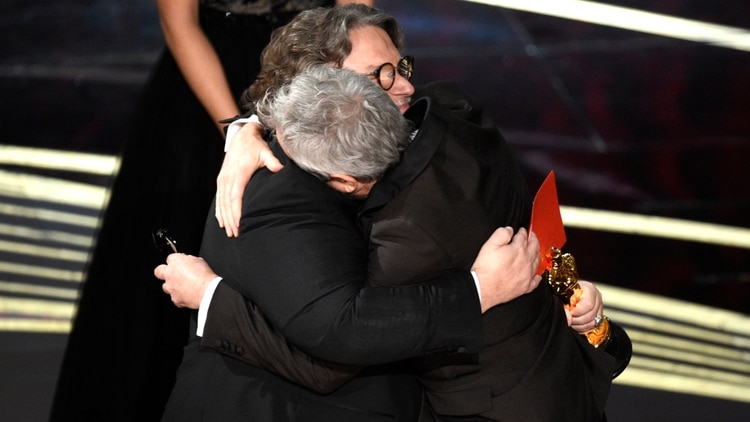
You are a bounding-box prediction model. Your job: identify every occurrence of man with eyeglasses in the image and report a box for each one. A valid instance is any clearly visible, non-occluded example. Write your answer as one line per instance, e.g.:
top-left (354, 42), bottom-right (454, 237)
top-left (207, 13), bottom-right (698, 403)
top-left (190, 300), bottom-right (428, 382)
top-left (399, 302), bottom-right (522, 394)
top-left (157, 4), bottom-right (618, 421)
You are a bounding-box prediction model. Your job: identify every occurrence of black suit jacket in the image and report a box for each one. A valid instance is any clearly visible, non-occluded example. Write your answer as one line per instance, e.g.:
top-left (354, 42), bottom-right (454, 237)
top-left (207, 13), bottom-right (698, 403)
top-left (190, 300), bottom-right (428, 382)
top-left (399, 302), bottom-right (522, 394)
top-left (162, 135), bottom-right (485, 421)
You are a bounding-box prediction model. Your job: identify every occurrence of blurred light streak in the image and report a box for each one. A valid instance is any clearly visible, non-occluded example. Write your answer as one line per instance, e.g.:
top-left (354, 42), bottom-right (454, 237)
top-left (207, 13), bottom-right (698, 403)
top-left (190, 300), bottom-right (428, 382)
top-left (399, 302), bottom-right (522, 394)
top-left (462, 0), bottom-right (750, 52)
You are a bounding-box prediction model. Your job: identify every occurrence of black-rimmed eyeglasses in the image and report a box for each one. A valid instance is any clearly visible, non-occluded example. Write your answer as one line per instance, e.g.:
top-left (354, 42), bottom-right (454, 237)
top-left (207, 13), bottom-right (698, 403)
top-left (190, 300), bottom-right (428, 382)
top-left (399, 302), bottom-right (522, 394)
top-left (368, 56), bottom-right (414, 91)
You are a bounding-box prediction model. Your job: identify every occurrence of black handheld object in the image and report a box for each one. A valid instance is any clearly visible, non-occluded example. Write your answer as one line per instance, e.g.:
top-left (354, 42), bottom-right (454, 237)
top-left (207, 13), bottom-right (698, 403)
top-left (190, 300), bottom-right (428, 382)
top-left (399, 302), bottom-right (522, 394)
top-left (152, 228), bottom-right (178, 260)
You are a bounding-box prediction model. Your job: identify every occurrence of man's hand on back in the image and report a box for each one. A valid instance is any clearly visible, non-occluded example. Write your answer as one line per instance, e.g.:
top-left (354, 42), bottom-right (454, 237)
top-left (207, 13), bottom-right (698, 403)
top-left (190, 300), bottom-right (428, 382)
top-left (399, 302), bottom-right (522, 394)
top-left (472, 227), bottom-right (541, 313)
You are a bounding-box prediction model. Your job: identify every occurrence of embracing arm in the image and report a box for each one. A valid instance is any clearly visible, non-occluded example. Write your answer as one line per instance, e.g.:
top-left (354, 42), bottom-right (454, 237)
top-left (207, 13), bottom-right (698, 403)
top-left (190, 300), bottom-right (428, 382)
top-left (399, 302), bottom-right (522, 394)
top-left (225, 224), bottom-right (485, 366)
top-left (216, 122), bottom-right (282, 237)
top-left (200, 271), bottom-right (479, 389)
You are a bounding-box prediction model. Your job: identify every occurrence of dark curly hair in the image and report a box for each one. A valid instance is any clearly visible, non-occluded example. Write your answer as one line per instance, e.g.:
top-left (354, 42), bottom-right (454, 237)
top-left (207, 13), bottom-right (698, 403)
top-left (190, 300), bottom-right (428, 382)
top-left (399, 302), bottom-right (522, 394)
top-left (240, 4), bottom-right (404, 113)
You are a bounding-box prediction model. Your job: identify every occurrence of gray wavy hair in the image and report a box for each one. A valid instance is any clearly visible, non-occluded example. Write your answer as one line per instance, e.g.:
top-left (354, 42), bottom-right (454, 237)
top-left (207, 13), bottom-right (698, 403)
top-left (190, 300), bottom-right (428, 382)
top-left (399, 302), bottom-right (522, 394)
top-left (256, 66), bottom-right (411, 182)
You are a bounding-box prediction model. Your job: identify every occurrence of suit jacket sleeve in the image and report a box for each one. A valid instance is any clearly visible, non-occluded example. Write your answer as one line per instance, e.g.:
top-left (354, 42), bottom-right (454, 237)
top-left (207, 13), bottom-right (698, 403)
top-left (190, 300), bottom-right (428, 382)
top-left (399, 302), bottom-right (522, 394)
top-left (206, 254), bottom-right (482, 367)
top-left (201, 281), bottom-right (360, 393)
top-left (233, 222), bottom-right (482, 366)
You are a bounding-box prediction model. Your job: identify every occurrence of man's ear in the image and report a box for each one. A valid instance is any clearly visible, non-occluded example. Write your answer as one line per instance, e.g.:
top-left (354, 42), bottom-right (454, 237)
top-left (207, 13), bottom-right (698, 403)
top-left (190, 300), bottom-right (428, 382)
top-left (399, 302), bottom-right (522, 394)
top-left (327, 174), bottom-right (359, 194)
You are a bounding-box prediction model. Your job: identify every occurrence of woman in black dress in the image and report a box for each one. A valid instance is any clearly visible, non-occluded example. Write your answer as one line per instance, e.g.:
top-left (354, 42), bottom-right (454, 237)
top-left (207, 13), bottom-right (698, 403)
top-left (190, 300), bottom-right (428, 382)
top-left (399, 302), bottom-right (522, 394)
top-left (50, 1), bottom-right (372, 420)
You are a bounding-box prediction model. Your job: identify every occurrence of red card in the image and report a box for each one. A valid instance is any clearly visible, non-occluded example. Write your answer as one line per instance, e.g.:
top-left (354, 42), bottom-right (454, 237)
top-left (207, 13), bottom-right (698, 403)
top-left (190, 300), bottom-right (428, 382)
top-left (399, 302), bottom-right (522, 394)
top-left (529, 171), bottom-right (566, 275)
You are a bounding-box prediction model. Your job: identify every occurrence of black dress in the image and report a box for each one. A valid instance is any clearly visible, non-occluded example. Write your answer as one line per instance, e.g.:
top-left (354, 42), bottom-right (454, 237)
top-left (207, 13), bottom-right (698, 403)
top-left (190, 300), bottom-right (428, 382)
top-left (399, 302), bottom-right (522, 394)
top-left (50, 1), bottom-right (333, 421)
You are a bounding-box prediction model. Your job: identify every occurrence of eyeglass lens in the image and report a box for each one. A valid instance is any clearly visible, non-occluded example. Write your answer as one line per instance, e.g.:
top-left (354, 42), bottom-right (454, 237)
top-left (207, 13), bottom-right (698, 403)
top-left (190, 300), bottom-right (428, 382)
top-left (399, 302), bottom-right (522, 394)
top-left (375, 56), bottom-right (414, 91)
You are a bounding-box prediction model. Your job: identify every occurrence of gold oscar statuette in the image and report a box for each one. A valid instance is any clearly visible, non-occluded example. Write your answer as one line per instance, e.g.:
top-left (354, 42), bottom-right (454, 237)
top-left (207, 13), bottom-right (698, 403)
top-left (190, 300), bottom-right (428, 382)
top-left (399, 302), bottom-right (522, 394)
top-left (544, 247), bottom-right (612, 348)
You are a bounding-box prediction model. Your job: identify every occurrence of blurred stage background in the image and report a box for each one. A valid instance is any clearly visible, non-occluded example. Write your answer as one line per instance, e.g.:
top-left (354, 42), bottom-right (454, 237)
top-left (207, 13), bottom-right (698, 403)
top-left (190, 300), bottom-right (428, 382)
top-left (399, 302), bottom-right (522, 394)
top-left (1, 1), bottom-right (749, 420)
